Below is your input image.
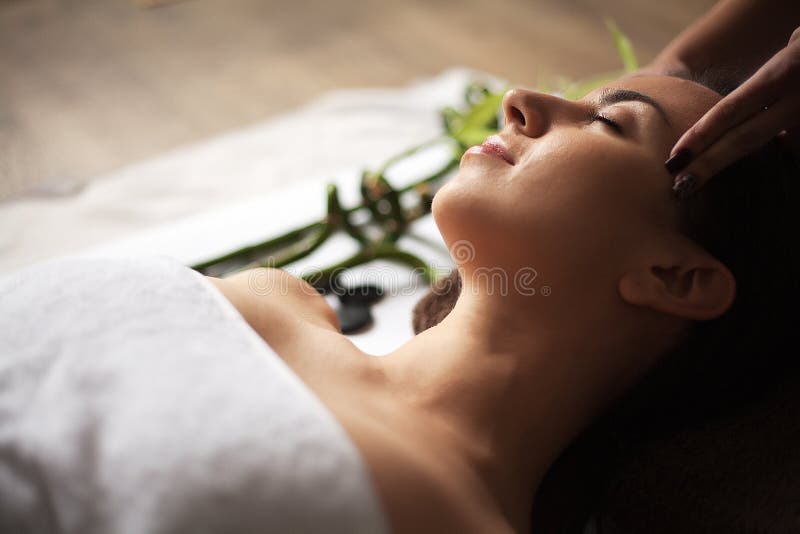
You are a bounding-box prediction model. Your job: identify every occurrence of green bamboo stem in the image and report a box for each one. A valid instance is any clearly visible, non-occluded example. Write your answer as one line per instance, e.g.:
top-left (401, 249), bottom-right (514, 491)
top-left (327, 183), bottom-right (369, 245)
top-left (192, 221), bottom-right (323, 273)
top-left (265, 222), bottom-right (334, 268)
top-left (192, 126), bottom-right (460, 278)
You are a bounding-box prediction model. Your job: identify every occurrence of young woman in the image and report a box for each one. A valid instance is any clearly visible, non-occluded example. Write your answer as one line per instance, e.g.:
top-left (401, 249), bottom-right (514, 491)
top-left (3, 3), bottom-right (798, 530)
top-left (209, 70), bottom-right (800, 533)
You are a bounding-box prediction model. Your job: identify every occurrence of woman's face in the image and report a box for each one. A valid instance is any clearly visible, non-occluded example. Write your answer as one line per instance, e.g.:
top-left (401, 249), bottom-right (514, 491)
top-left (432, 75), bottom-right (721, 295)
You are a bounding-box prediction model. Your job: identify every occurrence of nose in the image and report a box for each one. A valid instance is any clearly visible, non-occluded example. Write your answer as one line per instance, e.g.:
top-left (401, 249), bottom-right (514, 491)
top-left (501, 88), bottom-right (562, 138)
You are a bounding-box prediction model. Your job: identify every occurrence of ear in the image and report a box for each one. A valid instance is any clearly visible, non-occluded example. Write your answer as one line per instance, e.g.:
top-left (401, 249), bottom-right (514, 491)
top-left (618, 249), bottom-right (736, 321)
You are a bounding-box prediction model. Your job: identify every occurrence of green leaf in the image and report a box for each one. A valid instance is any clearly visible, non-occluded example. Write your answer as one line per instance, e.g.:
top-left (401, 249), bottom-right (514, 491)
top-left (446, 91), bottom-right (505, 146)
top-left (604, 17), bottom-right (638, 72)
top-left (453, 126), bottom-right (498, 147)
top-left (441, 106), bottom-right (463, 135)
top-left (460, 92), bottom-right (504, 130)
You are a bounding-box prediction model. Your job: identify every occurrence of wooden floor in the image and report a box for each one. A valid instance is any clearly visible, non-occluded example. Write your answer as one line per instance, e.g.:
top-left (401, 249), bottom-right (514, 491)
top-left (0, 0), bottom-right (715, 200)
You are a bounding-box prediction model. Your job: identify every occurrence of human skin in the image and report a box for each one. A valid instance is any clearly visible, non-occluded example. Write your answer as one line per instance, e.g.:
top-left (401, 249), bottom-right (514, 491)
top-left (209, 74), bottom-right (738, 533)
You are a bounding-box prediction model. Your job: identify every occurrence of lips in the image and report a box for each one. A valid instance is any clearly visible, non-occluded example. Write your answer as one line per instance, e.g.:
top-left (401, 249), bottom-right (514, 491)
top-left (464, 135), bottom-right (515, 165)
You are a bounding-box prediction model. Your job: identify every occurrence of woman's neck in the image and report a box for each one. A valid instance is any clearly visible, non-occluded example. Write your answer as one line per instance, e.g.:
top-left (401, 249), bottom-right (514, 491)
top-left (371, 285), bottom-right (624, 532)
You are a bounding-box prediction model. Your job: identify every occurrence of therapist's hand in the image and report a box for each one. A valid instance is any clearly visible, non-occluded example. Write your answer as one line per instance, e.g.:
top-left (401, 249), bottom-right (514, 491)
top-left (665, 26), bottom-right (800, 198)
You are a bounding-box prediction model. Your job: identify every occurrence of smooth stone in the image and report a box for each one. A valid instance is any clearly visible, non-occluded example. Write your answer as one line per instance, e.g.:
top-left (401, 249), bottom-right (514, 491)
top-left (338, 283), bottom-right (385, 306)
top-left (336, 303), bottom-right (373, 334)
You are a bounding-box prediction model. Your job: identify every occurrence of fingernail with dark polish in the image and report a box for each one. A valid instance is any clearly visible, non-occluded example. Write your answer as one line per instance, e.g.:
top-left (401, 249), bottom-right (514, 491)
top-left (672, 173), bottom-right (697, 200)
top-left (665, 148), bottom-right (693, 175)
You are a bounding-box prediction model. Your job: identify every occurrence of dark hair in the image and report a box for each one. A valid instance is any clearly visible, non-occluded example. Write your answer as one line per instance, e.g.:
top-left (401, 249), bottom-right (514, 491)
top-left (412, 69), bottom-right (800, 533)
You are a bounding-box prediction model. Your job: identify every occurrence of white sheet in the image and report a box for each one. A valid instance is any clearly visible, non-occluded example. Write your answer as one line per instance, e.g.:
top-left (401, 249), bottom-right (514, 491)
top-left (0, 255), bottom-right (391, 534)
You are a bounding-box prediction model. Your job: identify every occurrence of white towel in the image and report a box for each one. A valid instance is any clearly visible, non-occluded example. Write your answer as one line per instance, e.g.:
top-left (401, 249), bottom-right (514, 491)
top-left (0, 255), bottom-right (390, 534)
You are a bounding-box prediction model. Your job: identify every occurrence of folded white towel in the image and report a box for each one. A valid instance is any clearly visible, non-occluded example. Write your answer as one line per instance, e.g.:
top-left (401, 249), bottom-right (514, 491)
top-left (0, 256), bottom-right (390, 534)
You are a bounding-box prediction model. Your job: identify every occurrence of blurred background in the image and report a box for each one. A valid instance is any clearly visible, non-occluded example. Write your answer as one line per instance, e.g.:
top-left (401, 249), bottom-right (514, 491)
top-left (0, 0), bottom-right (716, 201)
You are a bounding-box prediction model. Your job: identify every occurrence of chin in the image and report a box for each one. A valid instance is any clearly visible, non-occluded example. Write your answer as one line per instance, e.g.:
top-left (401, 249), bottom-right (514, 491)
top-left (430, 181), bottom-right (454, 234)
top-left (431, 180), bottom-right (470, 246)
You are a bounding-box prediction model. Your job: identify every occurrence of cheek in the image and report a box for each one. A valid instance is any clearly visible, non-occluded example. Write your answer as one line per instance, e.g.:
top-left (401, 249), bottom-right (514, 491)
top-left (433, 137), bottom-right (664, 274)
top-left (514, 155), bottom-right (654, 255)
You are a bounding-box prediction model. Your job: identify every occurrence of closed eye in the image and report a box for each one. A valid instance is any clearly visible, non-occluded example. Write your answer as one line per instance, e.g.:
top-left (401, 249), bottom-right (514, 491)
top-left (590, 112), bottom-right (623, 135)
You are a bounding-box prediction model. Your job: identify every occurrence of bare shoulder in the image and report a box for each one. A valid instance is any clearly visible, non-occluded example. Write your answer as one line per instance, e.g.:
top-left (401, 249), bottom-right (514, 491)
top-left (206, 267), bottom-right (340, 337)
top-left (206, 268), bottom-right (382, 382)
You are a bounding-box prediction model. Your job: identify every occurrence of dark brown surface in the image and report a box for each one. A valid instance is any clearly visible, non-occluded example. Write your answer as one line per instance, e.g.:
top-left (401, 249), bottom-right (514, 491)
top-left (0, 0), bottom-right (715, 199)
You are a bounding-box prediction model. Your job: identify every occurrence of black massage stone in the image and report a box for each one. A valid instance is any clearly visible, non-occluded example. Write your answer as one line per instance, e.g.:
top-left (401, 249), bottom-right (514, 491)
top-left (336, 303), bottom-right (373, 334)
top-left (338, 283), bottom-right (385, 306)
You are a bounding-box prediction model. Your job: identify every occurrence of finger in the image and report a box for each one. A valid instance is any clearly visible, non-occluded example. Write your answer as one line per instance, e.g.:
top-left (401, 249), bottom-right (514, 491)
top-left (666, 45), bottom-right (798, 164)
top-left (667, 72), bottom-right (783, 164)
top-left (672, 97), bottom-right (800, 192)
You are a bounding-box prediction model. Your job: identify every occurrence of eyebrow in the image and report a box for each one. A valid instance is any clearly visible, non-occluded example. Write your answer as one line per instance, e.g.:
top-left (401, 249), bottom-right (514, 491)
top-left (596, 88), bottom-right (671, 127)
